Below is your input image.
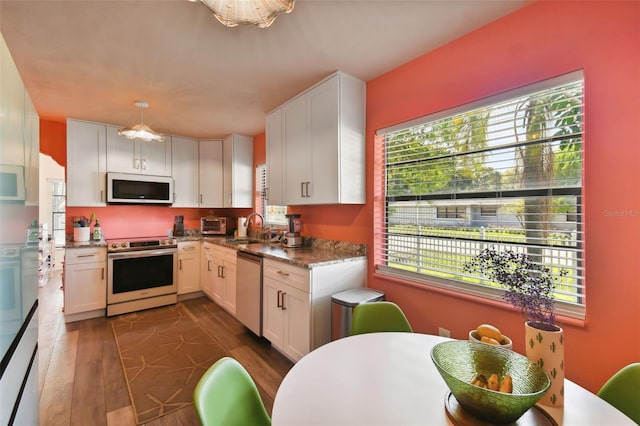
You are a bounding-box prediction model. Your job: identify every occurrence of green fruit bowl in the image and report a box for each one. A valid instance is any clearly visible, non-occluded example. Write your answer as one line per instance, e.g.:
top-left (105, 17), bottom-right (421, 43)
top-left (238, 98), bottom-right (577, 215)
top-left (430, 340), bottom-right (550, 424)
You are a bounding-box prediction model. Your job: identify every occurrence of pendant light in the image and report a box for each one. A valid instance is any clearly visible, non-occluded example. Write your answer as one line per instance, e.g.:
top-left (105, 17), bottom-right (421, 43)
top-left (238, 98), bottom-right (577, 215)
top-left (198, 0), bottom-right (296, 28)
top-left (117, 101), bottom-right (165, 142)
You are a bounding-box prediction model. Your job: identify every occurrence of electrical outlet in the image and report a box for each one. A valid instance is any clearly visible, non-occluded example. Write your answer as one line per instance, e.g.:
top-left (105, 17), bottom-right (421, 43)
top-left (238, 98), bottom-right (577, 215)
top-left (438, 327), bottom-right (451, 338)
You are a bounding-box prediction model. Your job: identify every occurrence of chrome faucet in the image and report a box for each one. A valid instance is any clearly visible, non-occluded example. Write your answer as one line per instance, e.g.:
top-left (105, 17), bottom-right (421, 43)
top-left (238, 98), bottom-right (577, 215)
top-left (245, 213), bottom-right (266, 239)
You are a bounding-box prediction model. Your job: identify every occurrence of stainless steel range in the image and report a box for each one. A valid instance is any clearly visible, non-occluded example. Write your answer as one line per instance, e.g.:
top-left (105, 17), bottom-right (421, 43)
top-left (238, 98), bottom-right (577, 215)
top-left (106, 236), bottom-right (178, 316)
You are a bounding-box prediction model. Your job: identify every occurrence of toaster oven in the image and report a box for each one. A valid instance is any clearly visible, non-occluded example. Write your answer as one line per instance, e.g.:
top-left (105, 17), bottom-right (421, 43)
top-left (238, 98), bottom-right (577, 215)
top-left (201, 217), bottom-right (227, 235)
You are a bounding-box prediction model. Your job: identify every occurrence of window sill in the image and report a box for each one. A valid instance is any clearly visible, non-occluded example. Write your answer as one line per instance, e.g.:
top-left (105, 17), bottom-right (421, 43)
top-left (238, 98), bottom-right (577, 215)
top-left (373, 268), bottom-right (587, 329)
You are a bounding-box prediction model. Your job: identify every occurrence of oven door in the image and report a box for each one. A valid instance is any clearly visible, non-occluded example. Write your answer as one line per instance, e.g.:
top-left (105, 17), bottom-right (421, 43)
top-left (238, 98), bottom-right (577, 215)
top-left (107, 248), bottom-right (178, 305)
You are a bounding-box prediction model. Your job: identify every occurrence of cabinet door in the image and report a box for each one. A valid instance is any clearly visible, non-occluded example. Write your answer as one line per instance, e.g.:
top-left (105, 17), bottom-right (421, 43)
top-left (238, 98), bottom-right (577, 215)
top-left (211, 255), bottom-right (224, 306)
top-left (283, 95), bottom-right (310, 205)
top-left (171, 136), bottom-right (199, 207)
top-left (106, 126), bottom-right (172, 176)
top-left (223, 134), bottom-right (253, 208)
top-left (24, 92), bottom-right (39, 206)
top-left (222, 261), bottom-right (236, 314)
top-left (199, 140), bottom-right (223, 207)
top-left (0, 37), bottom-right (25, 166)
top-left (64, 262), bottom-right (106, 314)
top-left (139, 137), bottom-right (172, 176)
top-left (201, 250), bottom-right (215, 300)
top-left (106, 125), bottom-right (139, 173)
top-left (282, 285), bottom-right (311, 361)
top-left (262, 277), bottom-right (285, 350)
top-left (177, 251), bottom-right (200, 294)
top-left (307, 75), bottom-right (340, 204)
top-left (67, 119), bottom-right (107, 206)
top-left (266, 109), bottom-right (284, 205)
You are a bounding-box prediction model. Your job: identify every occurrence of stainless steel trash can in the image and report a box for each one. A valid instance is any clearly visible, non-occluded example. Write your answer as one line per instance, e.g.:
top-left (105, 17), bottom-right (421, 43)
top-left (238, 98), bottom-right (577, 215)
top-left (331, 288), bottom-right (384, 340)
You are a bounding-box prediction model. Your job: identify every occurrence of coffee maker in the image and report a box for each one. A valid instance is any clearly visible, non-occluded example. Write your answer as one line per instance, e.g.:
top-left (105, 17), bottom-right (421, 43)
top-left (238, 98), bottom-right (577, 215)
top-left (172, 215), bottom-right (185, 237)
top-left (282, 214), bottom-right (303, 248)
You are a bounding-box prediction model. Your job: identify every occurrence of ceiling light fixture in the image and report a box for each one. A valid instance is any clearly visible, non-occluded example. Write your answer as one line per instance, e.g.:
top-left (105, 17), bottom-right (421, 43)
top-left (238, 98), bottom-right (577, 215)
top-left (118, 101), bottom-right (165, 142)
top-left (198, 0), bottom-right (296, 28)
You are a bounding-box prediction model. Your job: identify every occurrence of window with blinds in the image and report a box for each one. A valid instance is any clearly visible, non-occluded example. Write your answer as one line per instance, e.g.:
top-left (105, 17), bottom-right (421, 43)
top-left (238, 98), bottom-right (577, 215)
top-left (256, 164), bottom-right (288, 226)
top-left (375, 71), bottom-right (585, 319)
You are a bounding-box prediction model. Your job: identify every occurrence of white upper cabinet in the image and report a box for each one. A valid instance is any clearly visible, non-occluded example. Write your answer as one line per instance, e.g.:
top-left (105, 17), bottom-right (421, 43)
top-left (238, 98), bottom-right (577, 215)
top-left (106, 125), bottom-right (172, 176)
top-left (0, 35), bottom-right (26, 167)
top-left (268, 71), bottom-right (366, 206)
top-left (199, 139), bottom-right (224, 208)
top-left (171, 136), bottom-right (199, 207)
top-left (23, 92), bottom-right (39, 206)
top-left (67, 119), bottom-right (107, 207)
top-left (266, 109), bottom-right (284, 205)
top-left (223, 134), bottom-right (254, 208)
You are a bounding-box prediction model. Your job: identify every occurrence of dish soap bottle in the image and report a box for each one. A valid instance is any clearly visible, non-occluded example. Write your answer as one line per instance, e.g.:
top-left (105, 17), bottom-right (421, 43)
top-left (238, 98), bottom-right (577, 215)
top-left (93, 219), bottom-right (101, 241)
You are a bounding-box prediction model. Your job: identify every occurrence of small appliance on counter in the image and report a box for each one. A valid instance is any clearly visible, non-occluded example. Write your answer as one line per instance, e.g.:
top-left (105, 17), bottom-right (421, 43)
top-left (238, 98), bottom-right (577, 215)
top-left (237, 217), bottom-right (247, 238)
top-left (282, 213), bottom-right (303, 248)
top-left (201, 216), bottom-right (227, 235)
top-left (173, 215), bottom-right (185, 237)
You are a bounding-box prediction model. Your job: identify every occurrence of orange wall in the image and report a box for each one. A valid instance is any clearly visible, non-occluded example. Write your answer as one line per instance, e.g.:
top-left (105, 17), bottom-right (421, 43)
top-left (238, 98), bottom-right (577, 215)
top-left (363, 0), bottom-right (640, 394)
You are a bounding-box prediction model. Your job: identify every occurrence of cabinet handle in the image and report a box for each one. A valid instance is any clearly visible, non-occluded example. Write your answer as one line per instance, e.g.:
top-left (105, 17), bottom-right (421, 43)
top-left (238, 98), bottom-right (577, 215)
top-left (200, 194), bottom-right (203, 204)
top-left (173, 192), bottom-right (176, 203)
top-left (207, 260), bottom-right (212, 271)
top-left (141, 159), bottom-right (146, 170)
top-left (220, 265), bottom-right (225, 278)
top-left (179, 259), bottom-right (182, 270)
top-left (135, 158), bottom-right (140, 169)
top-left (300, 182), bottom-right (305, 198)
top-left (77, 254), bottom-right (96, 258)
top-left (101, 267), bottom-right (105, 280)
top-left (281, 292), bottom-right (287, 310)
top-left (100, 190), bottom-right (104, 202)
top-left (277, 290), bottom-right (282, 308)
top-left (276, 270), bottom-right (290, 276)
top-left (305, 182), bottom-right (311, 197)
top-left (228, 194), bottom-right (232, 205)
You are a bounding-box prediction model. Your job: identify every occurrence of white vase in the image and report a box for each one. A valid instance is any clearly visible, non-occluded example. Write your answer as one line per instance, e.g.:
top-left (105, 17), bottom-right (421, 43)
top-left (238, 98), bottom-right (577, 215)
top-left (73, 227), bottom-right (90, 242)
top-left (525, 321), bottom-right (564, 407)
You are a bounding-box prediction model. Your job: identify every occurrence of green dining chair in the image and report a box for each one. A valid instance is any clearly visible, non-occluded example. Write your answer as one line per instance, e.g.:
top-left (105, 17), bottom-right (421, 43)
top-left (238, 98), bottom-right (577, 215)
top-left (597, 362), bottom-right (640, 424)
top-left (350, 301), bottom-right (413, 335)
top-left (193, 357), bottom-right (271, 426)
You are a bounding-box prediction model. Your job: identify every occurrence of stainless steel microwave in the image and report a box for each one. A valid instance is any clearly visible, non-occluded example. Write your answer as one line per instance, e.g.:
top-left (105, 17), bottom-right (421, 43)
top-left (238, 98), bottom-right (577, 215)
top-left (201, 217), bottom-right (226, 235)
top-left (107, 172), bottom-right (173, 204)
top-left (0, 165), bottom-right (26, 201)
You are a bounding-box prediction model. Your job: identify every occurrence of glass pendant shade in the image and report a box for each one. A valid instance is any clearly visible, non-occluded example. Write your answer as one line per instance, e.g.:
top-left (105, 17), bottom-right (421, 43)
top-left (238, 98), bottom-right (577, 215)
top-left (118, 101), bottom-right (165, 142)
top-left (199, 0), bottom-right (296, 28)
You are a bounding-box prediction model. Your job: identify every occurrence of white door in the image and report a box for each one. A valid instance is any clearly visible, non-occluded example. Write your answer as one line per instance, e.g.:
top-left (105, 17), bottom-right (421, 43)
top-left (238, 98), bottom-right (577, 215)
top-left (199, 140), bottom-right (223, 207)
top-left (282, 285), bottom-right (310, 361)
top-left (67, 120), bottom-right (106, 206)
top-left (283, 96), bottom-right (309, 205)
top-left (64, 262), bottom-right (106, 314)
top-left (171, 136), bottom-right (199, 207)
top-left (262, 278), bottom-right (285, 350)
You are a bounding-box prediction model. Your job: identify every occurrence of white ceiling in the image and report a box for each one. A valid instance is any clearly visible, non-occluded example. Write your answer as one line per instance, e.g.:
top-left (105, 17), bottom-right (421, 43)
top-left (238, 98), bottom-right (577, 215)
top-left (1, 0), bottom-right (528, 140)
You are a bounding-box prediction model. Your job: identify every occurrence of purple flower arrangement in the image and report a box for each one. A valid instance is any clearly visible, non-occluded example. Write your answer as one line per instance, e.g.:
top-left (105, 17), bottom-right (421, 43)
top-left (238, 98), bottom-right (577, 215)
top-left (465, 248), bottom-right (567, 331)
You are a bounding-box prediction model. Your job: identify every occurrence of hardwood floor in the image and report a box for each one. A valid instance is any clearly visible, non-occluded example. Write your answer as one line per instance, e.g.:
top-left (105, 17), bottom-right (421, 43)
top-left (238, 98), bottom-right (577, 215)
top-left (38, 270), bottom-right (294, 425)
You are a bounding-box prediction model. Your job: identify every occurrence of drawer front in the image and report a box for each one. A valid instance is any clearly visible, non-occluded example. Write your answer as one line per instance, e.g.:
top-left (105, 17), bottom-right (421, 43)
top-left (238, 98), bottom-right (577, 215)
top-left (178, 241), bottom-right (200, 254)
top-left (263, 259), bottom-right (309, 293)
top-left (65, 247), bottom-right (106, 264)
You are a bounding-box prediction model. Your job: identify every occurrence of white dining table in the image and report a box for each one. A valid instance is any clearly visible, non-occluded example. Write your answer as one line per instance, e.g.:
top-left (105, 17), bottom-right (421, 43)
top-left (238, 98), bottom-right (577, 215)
top-left (271, 333), bottom-right (634, 426)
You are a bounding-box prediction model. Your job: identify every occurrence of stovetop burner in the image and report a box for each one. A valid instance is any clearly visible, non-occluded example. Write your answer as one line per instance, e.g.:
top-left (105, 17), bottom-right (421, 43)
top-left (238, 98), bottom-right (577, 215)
top-left (107, 236), bottom-right (177, 252)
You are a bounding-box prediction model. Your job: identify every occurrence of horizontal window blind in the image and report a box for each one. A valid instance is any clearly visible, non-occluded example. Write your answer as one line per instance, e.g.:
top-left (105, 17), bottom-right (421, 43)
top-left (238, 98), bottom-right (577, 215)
top-left (375, 73), bottom-right (585, 319)
top-left (257, 164), bottom-right (288, 226)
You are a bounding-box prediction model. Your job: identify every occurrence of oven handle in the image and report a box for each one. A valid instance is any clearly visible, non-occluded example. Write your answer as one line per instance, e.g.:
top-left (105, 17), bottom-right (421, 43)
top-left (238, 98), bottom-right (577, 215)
top-left (107, 248), bottom-right (177, 260)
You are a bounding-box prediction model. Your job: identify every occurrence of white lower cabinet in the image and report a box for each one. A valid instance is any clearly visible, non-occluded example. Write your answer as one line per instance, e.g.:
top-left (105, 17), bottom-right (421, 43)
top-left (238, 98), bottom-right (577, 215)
top-left (177, 241), bottom-right (200, 295)
top-left (64, 247), bottom-right (107, 321)
top-left (262, 257), bottom-right (366, 362)
top-left (201, 242), bottom-right (236, 315)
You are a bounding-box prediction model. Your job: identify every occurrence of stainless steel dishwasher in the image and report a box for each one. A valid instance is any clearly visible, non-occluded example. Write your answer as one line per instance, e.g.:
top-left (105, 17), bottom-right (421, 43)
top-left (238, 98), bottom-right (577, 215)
top-left (236, 251), bottom-right (263, 336)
